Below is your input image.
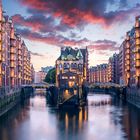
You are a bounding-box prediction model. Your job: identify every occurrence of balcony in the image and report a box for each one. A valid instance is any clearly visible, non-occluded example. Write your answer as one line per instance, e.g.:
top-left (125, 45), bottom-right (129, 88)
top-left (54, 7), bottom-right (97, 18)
top-left (135, 21), bottom-right (140, 28)
top-left (136, 70), bottom-right (140, 76)
top-left (136, 60), bottom-right (140, 67)
top-left (125, 55), bottom-right (130, 60)
top-left (0, 66), bottom-right (1, 74)
top-left (0, 54), bottom-right (2, 62)
top-left (126, 65), bottom-right (130, 70)
top-left (126, 73), bottom-right (130, 78)
top-left (18, 55), bottom-right (22, 60)
top-left (10, 71), bottom-right (15, 78)
top-left (10, 55), bottom-right (16, 61)
top-left (135, 30), bottom-right (140, 38)
top-left (10, 62), bottom-right (15, 68)
top-left (10, 47), bottom-right (16, 54)
top-left (136, 38), bottom-right (140, 45)
top-left (136, 53), bottom-right (140, 60)
top-left (0, 44), bottom-right (2, 52)
top-left (10, 39), bottom-right (16, 47)
top-left (2, 57), bottom-right (5, 62)
top-left (126, 50), bottom-right (130, 54)
top-left (18, 50), bottom-right (22, 55)
top-left (126, 60), bottom-right (130, 65)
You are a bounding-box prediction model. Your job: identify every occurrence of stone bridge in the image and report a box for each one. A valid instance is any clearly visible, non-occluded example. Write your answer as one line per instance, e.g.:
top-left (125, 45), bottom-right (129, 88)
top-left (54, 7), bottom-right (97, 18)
top-left (87, 82), bottom-right (126, 98)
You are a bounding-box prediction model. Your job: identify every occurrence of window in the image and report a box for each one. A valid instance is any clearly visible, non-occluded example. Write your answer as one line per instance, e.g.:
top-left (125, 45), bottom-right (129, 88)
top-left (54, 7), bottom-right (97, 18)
top-left (78, 64), bottom-right (83, 71)
top-left (71, 63), bottom-right (77, 69)
top-left (64, 63), bottom-right (70, 69)
top-left (62, 76), bottom-right (68, 79)
top-left (59, 63), bottom-right (62, 70)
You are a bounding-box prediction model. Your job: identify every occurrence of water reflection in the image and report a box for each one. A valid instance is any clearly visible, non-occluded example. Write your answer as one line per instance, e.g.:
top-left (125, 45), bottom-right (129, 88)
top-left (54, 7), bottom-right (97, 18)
top-left (0, 94), bottom-right (139, 140)
top-left (56, 107), bottom-right (88, 140)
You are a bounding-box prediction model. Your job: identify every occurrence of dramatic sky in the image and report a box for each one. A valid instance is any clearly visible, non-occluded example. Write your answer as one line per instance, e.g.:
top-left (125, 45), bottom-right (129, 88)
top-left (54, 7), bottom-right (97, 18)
top-left (3, 0), bottom-right (140, 71)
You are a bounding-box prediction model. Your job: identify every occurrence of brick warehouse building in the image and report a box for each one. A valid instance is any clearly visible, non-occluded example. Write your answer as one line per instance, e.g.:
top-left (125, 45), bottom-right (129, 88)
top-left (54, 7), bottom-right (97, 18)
top-left (55, 47), bottom-right (88, 104)
top-left (0, 1), bottom-right (34, 95)
top-left (56, 47), bottom-right (89, 88)
top-left (120, 16), bottom-right (140, 87)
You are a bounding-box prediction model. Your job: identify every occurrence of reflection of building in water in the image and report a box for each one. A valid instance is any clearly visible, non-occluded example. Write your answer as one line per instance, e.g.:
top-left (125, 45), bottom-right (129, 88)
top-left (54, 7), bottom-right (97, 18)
top-left (121, 107), bottom-right (140, 140)
top-left (88, 94), bottom-right (112, 106)
top-left (34, 88), bottom-right (46, 95)
top-left (57, 107), bottom-right (88, 136)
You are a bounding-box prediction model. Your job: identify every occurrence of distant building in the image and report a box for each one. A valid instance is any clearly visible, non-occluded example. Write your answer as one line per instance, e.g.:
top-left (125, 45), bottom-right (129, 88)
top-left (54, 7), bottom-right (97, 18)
top-left (89, 64), bottom-right (108, 83)
top-left (55, 47), bottom-right (89, 87)
top-left (41, 66), bottom-right (54, 74)
top-left (90, 53), bottom-right (119, 84)
top-left (108, 53), bottom-right (119, 84)
top-left (35, 71), bottom-right (46, 83)
top-left (119, 41), bottom-right (126, 85)
top-left (31, 64), bottom-right (35, 84)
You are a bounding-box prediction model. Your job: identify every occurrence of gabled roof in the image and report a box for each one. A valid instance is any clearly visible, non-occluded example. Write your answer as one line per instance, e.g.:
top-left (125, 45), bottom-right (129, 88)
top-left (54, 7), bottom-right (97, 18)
top-left (57, 47), bottom-right (86, 61)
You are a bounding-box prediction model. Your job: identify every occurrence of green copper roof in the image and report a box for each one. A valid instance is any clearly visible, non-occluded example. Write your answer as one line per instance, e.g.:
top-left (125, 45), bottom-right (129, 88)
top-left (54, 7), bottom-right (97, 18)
top-left (58, 47), bottom-right (86, 61)
top-left (76, 50), bottom-right (83, 59)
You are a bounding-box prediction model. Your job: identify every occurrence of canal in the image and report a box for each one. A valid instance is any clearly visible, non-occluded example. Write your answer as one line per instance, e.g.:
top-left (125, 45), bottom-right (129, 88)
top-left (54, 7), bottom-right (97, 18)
top-left (0, 93), bottom-right (140, 140)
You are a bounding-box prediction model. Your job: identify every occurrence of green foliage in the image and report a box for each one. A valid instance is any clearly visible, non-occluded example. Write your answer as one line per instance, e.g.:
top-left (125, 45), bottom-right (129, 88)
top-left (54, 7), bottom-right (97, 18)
top-left (44, 68), bottom-right (56, 84)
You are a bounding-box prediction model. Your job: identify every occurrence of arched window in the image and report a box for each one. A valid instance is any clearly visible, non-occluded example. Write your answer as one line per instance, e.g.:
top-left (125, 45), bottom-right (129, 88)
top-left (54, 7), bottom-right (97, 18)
top-left (64, 63), bottom-right (70, 69)
top-left (59, 63), bottom-right (63, 70)
top-left (78, 64), bottom-right (83, 71)
top-left (74, 63), bottom-right (77, 68)
top-left (64, 63), bottom-right (67, 69)
top-left (71, 63), bottom-right (75, 69)
top-left (67, 63), bottom-right (70, 69)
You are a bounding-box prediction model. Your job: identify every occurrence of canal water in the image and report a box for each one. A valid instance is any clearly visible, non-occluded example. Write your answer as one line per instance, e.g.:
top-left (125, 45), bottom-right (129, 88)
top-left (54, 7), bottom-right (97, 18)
top-left (0, 93), bottom-right (140, 140)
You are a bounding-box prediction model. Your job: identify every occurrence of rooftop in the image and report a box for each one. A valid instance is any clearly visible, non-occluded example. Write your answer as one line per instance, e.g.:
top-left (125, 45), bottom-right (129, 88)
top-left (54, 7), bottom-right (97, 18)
top-left (57, 47), bottom-right (87, 61)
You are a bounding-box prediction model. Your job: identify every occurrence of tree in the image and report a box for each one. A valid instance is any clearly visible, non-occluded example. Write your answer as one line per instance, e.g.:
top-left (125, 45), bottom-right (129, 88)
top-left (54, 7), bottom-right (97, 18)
top-left (44, 68), bottom-right (56, 84)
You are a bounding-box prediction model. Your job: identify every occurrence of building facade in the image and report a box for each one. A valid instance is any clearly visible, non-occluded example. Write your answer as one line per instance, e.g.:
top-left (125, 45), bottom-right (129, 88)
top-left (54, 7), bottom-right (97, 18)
top-left (0, 2), bottom-right (34, 95)
top-left (34, 71), bottom-right (46, 83)
top-left (135, 16), bottom-right (140, 87)
top-left (56, 47), bottom-right (88, 87)
top-left (55, 47), bottom-right (88, 104)
top-left (119, 41), bottom-right (126, 85)
top-left (89, 53), bottom-right (119, 85)
top-left (89, 64), bottom-right (108, 83)
top-left (119, 16), bottom-right (140, 87)
top-left (41, 66), bottom-right (54, 74)
top-left (108, 53), bottom-right (119, 84)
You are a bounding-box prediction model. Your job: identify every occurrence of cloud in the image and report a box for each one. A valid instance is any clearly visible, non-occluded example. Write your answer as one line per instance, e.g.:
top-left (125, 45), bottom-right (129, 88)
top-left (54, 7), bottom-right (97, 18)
top-left (11, 0), bottom-right (139, 60)
top-left (12, 14), bottom-right (59, 33)
top-left (30, 52), bottom-right (45, 57)
top-left (119, 0), bottom-right (128, 9)
top-left (16, 27), bottom-right (119, 55)
top-left (16, 28), bottom-right (90, 47)
top-left (104, 3), bottom-right (140, 25)
top-left (87, 39), bottom-right (119, 54)
top-left (17, 0), bottom-right (140, 28)
top-left (11, 1), bottom-right (140, 50)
